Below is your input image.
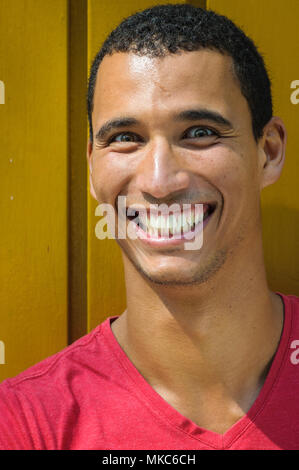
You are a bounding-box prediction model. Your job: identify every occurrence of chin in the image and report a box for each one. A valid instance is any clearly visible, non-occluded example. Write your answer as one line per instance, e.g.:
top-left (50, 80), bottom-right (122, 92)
top-left (140, 269), bottom-right (202, 286)
top-left (120, 240), bottom-right (228, 287)
top-left (130, 258), bottom-right (216, 286)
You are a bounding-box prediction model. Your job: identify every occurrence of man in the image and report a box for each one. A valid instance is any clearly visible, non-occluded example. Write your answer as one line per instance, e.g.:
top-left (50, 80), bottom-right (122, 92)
top-left (0, 3), bottom-right (298, 450)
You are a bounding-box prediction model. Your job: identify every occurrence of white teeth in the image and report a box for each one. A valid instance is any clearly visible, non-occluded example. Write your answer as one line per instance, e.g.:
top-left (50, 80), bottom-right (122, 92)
top-left (142, 211), bottom-right (200, 236)
top-left (149, 226), bottom-right (156, 236)
top-left (181, 213), bottom-right (189, 230)
top-left (131, 205), bottom-right (210, 237)
top-left (195, 212), bottom-right (201, 224)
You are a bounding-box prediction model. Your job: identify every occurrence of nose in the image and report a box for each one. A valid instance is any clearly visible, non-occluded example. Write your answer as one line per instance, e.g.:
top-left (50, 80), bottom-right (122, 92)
top-left (134, 137), bottom-right (190, 199)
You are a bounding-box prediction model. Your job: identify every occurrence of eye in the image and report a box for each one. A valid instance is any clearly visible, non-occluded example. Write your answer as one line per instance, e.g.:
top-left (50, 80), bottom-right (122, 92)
top-left (108, 132), bottom-right (140, 143)
top-left (183, 127), bottom-right (219, 139)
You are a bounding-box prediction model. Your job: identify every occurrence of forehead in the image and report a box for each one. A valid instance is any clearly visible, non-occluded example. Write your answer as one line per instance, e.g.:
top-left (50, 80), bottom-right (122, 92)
top-left (92, 50), bottom-right (249, 129)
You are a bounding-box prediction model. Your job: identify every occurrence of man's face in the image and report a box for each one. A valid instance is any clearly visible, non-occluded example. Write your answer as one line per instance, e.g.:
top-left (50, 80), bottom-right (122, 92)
top-left (87, 50), bottom-right (267, 285)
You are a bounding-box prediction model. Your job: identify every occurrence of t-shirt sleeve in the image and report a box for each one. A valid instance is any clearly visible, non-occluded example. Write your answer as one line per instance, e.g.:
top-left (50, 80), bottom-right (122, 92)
top-left (0, 380), bottom-right (36, 450)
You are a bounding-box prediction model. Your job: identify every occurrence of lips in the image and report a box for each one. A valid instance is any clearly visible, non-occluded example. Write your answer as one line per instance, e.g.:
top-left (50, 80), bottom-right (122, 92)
top-left (126, 203), bottom-right (216, 239)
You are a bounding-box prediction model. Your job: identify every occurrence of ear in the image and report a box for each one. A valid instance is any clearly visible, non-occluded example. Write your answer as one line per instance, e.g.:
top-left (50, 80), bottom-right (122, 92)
top-left (259, 116), bottom-right (287, 190)
top-left (86, 139), bottom-right (98, 200)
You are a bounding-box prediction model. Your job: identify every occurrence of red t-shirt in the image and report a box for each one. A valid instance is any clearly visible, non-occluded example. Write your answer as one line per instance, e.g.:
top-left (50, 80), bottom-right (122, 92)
top-left (0, 292), bottom-right (299, 450)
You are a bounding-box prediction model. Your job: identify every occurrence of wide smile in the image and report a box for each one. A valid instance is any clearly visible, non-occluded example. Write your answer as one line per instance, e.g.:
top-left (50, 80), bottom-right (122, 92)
top-left (126, 203), bottom-right (217, 247)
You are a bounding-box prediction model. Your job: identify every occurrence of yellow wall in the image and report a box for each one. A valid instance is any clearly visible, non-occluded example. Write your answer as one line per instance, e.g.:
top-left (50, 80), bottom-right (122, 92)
top-left (0, 0), bottom-right (298, 381)
top-left (0, 0), bottom-right (68, 380)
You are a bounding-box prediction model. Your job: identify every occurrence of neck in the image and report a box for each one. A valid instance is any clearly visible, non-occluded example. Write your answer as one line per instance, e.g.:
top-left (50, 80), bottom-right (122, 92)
top-left (111, 239), bottom-right (284, 410)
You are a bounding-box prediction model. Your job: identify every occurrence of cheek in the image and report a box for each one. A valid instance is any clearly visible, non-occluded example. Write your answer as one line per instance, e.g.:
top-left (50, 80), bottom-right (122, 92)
top-left (200, 147), bottom-right (248, 192)
top-left (92, 154), bottom-right (133, 203)
top-left (206, 146), bottom-right (260, 218)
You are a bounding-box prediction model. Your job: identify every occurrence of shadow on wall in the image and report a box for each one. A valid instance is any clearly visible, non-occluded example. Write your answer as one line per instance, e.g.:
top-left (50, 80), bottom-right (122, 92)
top-left (262, 205), bottom-right (299, 296)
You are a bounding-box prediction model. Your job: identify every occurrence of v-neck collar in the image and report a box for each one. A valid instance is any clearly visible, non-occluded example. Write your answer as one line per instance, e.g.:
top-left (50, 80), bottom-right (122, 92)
top-left (102, 291), bottom-right (292, 449)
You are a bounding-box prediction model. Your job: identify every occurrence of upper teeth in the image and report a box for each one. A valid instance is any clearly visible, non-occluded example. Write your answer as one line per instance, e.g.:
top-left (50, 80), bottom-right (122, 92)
top-left (137, 208), bottom-right (205, 236)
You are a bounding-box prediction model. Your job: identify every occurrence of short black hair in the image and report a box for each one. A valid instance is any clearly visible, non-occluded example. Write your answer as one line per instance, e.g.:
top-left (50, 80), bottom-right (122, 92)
top-left (87, 3), bottom-right (272, 143)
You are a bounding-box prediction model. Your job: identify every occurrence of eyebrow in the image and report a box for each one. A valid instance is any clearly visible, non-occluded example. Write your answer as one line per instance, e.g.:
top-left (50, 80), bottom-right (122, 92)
top-left (174, 109), bottom-right (233, 129)
top-left (94, 108), bottom-right (233, 142)
top-left (95, 117), bottom-right (138, 142)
